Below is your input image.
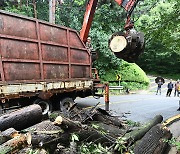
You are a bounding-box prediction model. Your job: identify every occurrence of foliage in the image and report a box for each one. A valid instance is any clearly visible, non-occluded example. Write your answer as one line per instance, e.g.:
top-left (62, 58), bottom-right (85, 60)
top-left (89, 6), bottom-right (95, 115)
top-left (136, 0), bottom-right (180, 74)
top-left (28, 149), bottom-right (40, 154)
top-left (79, 142), bottom-right (112, 154)
top-left (126, 120), bottom-right (141, 127)
top-left (1, 1), bottom-right (34, 17)
top-left (101, 60), bottom-right (150, 90)
top-left (89, 3), bottom-right (125, 77)
top-left (114, 137), bottom-right (127, 153)
top-left (164, 137), bottom-right (180, 151)
top-left (71, 133), bottom-right (79, 142)
top-left (91, 123), bottom-right (107, 135)
top-left (1, 0), bottom-right (179, 84)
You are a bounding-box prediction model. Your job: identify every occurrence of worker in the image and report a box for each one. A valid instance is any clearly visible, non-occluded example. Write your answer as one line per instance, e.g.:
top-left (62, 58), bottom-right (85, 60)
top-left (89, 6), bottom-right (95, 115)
top-left (86, 37), bottom-right (93, 52)
top-left (174, 79), bottom-right (180, 97)
top-left (156, 79), bottom-right (163, 95)
top-left (166, 79), bottom-right (174, 97)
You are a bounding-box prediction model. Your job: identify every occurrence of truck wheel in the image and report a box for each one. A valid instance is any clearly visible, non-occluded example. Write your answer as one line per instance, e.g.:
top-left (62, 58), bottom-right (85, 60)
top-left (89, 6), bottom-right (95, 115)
top-left (0, 104), bottom-right (2, 114)
top-left (60, 97), bottom-right (74, 114)
top-left (33, 99), bottom-right (52, 115)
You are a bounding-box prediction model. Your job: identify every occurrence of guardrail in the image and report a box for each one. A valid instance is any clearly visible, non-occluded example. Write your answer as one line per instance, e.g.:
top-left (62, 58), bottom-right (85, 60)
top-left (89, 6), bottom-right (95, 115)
top-left (109, 86), bottom-right (124, 90)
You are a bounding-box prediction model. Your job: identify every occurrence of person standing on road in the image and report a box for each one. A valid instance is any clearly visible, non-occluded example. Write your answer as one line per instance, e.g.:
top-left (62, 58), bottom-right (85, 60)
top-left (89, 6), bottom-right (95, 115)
top-left (174, 80), bottom-right (180, 97)
top-left (156, 79), bottom-right (163, 95)
top-left (166, 79), bottom-right (174, 97)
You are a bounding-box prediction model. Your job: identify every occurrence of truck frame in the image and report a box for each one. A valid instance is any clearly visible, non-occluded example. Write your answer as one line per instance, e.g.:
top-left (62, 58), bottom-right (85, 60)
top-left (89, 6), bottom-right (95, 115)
top-left (0, 10), bottom-right (96, 114)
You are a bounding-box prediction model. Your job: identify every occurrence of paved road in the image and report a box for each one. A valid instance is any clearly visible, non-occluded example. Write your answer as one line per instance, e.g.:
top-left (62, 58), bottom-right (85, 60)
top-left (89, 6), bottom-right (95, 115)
top-left (75, 94), bottom-right (180, 123)
top-left (75, 76), bottom-right (180, 123)
top-left (75, 75), bottom-right (180, 123)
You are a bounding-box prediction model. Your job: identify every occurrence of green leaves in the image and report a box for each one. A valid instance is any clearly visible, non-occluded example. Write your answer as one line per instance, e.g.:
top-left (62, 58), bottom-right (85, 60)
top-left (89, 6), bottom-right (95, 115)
top-left (114, 137), bottom-right (127, 153)
top-left (136, 0), bottom-right (180, 74)
top-left (71, 133), bottom-right (79, 142)
top-left (101, 60), bottom-right (150, 90)
top-left (80, 142), bottom-right (111, 154)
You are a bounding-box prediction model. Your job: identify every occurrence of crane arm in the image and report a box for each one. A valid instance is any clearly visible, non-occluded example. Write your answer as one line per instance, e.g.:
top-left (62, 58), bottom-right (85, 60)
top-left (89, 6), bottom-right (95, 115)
top-left (80, 0), bottom-right (138, 42)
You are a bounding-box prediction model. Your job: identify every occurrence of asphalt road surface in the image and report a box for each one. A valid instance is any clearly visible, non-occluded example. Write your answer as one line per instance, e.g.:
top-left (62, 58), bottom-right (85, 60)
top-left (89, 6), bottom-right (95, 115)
top-left (75, 93), bottom-right (180, 123)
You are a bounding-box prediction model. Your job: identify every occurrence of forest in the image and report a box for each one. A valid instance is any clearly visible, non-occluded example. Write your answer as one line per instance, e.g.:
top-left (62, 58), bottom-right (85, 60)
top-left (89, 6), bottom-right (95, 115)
top-left (0, 1), bottom-right (179, 153)
top-left (0, 0), bottom-right (179, 88)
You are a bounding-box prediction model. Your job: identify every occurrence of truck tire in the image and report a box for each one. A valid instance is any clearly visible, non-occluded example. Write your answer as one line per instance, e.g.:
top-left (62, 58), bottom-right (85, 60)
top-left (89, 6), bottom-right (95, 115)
top-left (0, 104), bottom-right (2, 114)
top-left (60, 97), bottom-right (75, 115)
top-left (33, 99), bottom-right (52, 115)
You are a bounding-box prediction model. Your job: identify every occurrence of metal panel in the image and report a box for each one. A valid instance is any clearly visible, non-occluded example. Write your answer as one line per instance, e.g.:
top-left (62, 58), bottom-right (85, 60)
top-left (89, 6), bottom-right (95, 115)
top-left (43, 64), bottom-right (69, 79)
top-left (71, 49), bottom-right (90, 64)
top-left (42, 44), bottom-right (68, 62)
top-left (0, 10), bottom-right (91, 84)
top-left (0, 14), bottom-right (37, 39)
top-left (3, 63), bottom-right (40, 81)
top-left (1, 39), bottom-right (39, 60)
top-left (40, 24), bottom-right (67, 45)
top-left (69, 31), bottom-right (84, 48)
top-left (71, 65), bottom-right (90, 78)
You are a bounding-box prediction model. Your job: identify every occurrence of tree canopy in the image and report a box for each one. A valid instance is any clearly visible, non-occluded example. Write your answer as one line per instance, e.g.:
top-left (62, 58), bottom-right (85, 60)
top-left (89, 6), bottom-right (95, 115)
top-left (0, 0), bottom-right (179, 79)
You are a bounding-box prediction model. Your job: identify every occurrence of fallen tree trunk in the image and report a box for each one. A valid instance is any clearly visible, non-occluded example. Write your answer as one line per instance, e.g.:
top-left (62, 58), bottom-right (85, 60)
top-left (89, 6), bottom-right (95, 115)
top-left (93, 113), bottom-right (123, 128)
top-left (0, 133), bottom-right (31, 153)
top-left (29, 116), bottom-right (116, 148)
top-left (23, 120), bottom-right (64, 146)
top-left (23, 116), bottom-right (81, 146)
top-left (124, 115), bottom-right (163, 144)
top-left (0, 128), bottom-right (18, 144)
top-left (133, 124), bottom-right (172, 154)
top-left (90, 122), bottom-right (126, 138)
top-left (0, 104), bottom-right (42, 131)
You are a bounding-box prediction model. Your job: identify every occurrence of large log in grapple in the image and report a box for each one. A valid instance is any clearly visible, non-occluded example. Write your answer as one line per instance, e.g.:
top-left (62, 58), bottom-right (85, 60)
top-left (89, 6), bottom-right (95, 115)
top-left (109, 30), bottom-right (145, 62)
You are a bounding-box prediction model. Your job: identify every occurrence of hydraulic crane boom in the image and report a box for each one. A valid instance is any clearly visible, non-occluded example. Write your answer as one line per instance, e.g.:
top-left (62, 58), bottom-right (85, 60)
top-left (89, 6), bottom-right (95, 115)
top-left (80, 0), bottom-right (138, 42)
top-left (80, 0), bottom-right (144, 62)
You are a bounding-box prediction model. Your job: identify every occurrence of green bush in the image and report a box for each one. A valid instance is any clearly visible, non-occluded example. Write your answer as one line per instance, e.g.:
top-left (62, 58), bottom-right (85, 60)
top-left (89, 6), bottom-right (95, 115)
top-left (101, 60), bottom-right (150, 90)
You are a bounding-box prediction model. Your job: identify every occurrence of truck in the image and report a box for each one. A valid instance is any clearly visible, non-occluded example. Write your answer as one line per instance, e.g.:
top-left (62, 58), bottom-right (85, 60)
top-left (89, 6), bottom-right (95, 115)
top-left (0, 0), bottom-right (144, 115)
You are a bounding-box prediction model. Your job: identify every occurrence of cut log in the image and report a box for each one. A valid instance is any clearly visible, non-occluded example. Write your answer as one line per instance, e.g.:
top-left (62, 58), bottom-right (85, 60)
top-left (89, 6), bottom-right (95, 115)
top-left (77, 128), bottom-right (116, 146)
top-left (93, 110), bottom-right (123, 128)
top-left (0, 128), bottom-right (18, 144)
top-left (133, 124), bottom-right (172, 154)
top-left (109, 35), bottom-right (127, 52)
top-left (90, 122), bottom-right (126, 138)
top-left (124, 115), bottom-right (163, 144)
top-left (23, 120), bottom-right (64, 146)
top-left (34, 116), bottom-right (116, 148)
top-left (22, 116), bottom-right (81, 147)
top-left (53, 116), bottom-right (81, 131)
top-left (0, 133), bottom-right (31, 153)
top-left (0, 104), bottom-right (42, 131)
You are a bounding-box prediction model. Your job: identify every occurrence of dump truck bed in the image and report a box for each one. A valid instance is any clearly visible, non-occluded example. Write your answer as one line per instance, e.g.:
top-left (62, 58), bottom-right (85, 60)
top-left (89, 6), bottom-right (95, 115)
top-left (0, 10), bottom-right (92, 100)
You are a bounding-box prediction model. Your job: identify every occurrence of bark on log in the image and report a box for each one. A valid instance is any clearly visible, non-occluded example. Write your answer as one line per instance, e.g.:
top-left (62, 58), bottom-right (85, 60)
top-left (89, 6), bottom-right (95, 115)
top-left (0, 104), bottom-right (42, 131)
top-left (133, 124), bottom-right (172, 154)
top-left (92, 108), bottom-right (123, 128)
top-left (93, 114), bottom-right (123, 128)
top-left (0, 128), bottom-right (18, 144)
top-left (0, 133), bottom-right (31, 153)
top-left (34, 116), bottom-right (116, 148)
top-left (124, 115), bottom-right (163, 144)
top-left (90, 122), bottom-right (126, 138)
top-left (53, 116), bottom-right (81, 131)
top-left (77, 128), bottom-right (116, 145)
top-left (18, 147), bottom-right (48, 154)
top-left (23, 120), bottom-right (64, 146)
